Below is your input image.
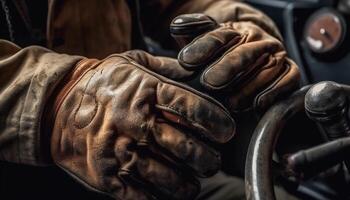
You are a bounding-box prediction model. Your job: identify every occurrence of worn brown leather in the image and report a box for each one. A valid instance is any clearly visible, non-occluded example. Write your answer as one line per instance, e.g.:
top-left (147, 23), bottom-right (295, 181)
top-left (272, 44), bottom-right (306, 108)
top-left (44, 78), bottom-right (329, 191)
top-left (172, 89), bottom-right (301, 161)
top-left (49, 51), bottom-right (235, 200)
top-left (140, 0), bottom-right (282, 50)
top-left (169, 14), bottom-right (300, 113)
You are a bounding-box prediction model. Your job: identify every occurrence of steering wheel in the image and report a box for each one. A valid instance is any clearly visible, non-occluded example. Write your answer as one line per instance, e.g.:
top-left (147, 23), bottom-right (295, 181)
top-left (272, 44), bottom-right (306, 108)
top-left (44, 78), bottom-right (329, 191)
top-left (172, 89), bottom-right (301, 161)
top-left (245, 81), bottom-right (350, 200)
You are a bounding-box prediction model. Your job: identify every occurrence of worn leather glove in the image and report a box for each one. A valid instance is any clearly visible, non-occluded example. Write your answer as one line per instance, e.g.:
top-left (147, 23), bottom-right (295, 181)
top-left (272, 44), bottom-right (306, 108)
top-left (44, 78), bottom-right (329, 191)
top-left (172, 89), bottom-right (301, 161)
top-left (48, 52), bottom-right (235, 200)
top-left (169, 14), bottom-right (300, 113)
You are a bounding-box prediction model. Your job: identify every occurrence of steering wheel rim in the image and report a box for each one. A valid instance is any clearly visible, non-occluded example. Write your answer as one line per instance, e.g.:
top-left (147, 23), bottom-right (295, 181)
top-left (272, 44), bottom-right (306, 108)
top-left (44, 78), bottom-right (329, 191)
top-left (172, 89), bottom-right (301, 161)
top-left (245, 86), bottom-right (311, 200)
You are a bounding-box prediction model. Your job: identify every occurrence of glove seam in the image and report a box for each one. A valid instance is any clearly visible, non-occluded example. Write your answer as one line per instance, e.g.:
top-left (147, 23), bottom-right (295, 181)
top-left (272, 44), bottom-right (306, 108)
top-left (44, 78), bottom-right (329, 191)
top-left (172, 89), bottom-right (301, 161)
top-left (226, 54), bottom-right (281, 113)
top-left (254, 60), bottom-right (292, 111)
top-left (155, 104), bottom-right (232, 143)
top-left (51, 58), bottom-right (101, 122)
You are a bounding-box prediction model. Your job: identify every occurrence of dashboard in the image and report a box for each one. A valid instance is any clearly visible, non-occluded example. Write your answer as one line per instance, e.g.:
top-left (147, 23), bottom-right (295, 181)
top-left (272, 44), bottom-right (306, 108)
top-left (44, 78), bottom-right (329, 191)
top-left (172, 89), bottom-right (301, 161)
top-left (245, 0), bottom-right (350, 85)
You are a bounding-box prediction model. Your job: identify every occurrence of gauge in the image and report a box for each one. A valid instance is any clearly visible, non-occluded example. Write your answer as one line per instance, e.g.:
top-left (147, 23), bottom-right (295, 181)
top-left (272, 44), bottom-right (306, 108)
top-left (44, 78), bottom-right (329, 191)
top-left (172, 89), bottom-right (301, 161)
top-left (304, 8), bottom-right (347, 54)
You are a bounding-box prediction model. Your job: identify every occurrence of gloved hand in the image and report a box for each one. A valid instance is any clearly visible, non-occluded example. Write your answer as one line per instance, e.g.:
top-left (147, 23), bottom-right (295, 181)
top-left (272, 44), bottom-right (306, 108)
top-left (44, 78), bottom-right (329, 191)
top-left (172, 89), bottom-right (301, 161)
top-left (169, 14), bottom-right (300, 113)
top-left (48, 52), bottom-right (235, 200)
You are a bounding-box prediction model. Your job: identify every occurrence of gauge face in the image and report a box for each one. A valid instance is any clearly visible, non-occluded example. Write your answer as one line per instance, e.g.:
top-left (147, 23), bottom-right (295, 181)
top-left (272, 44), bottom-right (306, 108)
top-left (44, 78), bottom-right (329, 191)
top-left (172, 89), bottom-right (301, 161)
top-left (304, 9), bottom-right (346, 54)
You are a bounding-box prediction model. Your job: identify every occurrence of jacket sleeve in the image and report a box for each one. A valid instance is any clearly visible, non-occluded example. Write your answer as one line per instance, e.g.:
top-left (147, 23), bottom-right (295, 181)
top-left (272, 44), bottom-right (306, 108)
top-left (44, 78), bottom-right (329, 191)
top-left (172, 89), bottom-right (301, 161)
top-left (140, 0), bottom-right (281, 48)
top-left (0, 40), bottom-right (83, 166)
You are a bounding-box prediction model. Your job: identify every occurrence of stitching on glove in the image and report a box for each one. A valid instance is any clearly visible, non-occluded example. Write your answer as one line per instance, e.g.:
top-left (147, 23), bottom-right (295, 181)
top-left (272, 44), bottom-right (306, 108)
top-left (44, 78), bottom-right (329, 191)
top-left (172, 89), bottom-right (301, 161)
top-left (72, 70), bottom-right (99, 129)
top-left (254, 60), bottom-right (291, 111)
top-left (155, 104), bottom-right (222, 142)
top-left (227, 55), bottom-right (282, 113)
top-left (53, 59), bottom-right (101, 123)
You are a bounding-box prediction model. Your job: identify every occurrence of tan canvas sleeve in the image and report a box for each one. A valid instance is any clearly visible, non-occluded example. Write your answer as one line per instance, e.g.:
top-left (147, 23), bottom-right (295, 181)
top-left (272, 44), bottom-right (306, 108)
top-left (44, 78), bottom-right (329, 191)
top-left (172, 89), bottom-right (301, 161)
top-left (0, 40), bottom-right (83, 166)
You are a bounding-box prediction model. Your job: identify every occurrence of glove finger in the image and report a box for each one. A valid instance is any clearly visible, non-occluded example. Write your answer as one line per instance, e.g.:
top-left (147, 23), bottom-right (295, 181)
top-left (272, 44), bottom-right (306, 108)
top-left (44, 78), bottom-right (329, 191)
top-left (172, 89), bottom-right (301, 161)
top-left (201, 40), bottom-right (283, 90)
top-left (253, 58), bottom-right (300, 112)
top-left (151, 121), bottom-right (221, 177)
top-left (178, 27), bottom-right (242, 70)
top-left (226, 52), bottom-right (287, 112)
top-left (118, 151), bottom-right (200, 200)
top-left (155, 81), bottom-right (235, 143)
top-left (123, 50), bottom-right (193, 80)
top-left (170, 13), bottom-right (218, 48)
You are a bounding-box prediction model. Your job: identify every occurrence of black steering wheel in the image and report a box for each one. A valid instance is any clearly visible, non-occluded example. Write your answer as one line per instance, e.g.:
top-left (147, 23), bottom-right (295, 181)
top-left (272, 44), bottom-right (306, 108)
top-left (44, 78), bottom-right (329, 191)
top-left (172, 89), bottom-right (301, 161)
top-left (245, 81), bottom-right (350, 200)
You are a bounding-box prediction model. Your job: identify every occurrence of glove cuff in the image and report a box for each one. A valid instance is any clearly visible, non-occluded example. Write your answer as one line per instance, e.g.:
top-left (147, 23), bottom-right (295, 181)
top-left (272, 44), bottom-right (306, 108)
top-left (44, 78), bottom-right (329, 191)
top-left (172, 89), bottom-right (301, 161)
top-left (42, 58), bottom-right (100, 160)
top-left (52, 58), bottom-right (100, 115)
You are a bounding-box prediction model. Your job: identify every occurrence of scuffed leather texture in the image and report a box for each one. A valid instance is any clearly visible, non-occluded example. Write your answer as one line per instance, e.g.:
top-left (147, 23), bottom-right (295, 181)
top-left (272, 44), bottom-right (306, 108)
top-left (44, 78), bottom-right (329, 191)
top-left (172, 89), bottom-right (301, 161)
top-left (169, 14), bottom-right (300, 113)
top-left (140, 0), bottom-right (282, 50)
top-left (197, 1), bottom-right (283, 40)
top-left (50, 52), bottom-right (235, 200)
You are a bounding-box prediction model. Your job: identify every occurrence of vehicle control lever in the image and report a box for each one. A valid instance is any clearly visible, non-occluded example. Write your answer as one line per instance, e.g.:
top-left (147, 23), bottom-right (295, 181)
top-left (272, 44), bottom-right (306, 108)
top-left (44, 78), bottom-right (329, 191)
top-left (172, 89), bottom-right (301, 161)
top-left (304, 81), bottom-right (350, 170)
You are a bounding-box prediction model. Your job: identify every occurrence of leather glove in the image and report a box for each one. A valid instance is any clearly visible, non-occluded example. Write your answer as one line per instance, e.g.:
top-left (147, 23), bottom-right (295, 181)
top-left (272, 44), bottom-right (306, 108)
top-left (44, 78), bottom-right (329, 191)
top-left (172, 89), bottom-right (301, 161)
top-left (169, 14), bottom-right (300, 113)
top-left (48, 52), bottom-right (235, 200)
